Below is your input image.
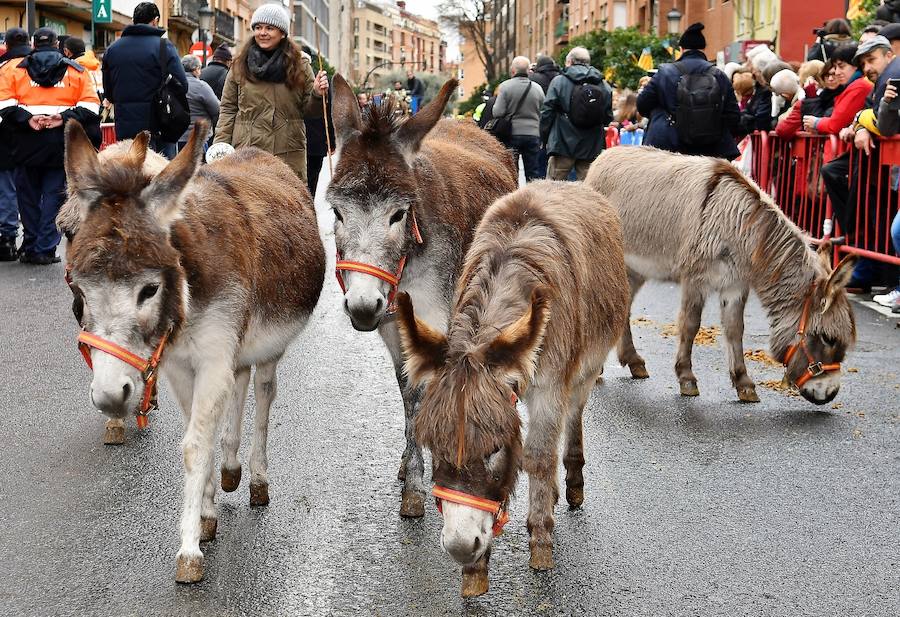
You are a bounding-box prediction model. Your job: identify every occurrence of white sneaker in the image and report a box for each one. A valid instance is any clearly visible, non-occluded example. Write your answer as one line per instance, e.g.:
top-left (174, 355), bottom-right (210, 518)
top-left (873, 288), bottom-right (900, 307)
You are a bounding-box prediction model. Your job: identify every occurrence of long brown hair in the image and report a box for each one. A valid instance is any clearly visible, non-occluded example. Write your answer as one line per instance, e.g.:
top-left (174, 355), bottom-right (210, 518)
top-left (616, 92), bottom-right (638, 124)
top-left (232, 36), bottom-right (310, 91)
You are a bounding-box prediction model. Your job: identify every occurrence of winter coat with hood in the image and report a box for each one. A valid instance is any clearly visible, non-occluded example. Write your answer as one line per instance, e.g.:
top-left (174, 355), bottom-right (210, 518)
top-left (200, 61), bottom-right (229, 99)
top-left (540, 63), bottom-right (611, 160)
top-left (214, 41), bottom-right (322, 183)
top-left (0, 41), bottom-right (31, 170)
top-left (637, 49), bottom-right (741, 160)
top-left (0, 44), bottom-right (101, 167)
top-left (101, 24), bottom-right (188, 140)
top-left (530, 57), bottom-right (561, 94)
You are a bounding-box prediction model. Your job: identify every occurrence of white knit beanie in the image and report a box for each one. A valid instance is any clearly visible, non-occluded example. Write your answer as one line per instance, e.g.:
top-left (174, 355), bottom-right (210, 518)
top-left (251, 3), bottom-right (290, 35)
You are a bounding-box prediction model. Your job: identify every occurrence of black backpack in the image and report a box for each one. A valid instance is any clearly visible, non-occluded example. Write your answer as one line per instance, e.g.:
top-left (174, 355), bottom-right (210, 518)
top-left (673, 63), bottom-right (723, 146)
top-left (568, 80), bottom-right (612, 129)
top-left (153, 38), bottom-right (190, 143)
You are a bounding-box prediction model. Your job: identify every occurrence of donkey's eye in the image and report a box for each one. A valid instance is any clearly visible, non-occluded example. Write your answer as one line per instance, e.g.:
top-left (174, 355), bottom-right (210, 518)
top-left (389, 210), bottom-right (406, 225)
top-left (332, 209), bottom-right (343, 224)
top-left (821, 334), bottom-right (837, 347)
top-left (137, 284), bottom-right (160, 304)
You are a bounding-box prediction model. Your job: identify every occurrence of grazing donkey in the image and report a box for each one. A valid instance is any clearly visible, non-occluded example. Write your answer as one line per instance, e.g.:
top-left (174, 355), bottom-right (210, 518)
top-left (62, 122), bottom-right (325, 583)
top-left (397, 181), bottom-right (629, 597)
top-left (586, 147), bottom-right (857, 405)
top-left (327, 76), bottom-right (518, 517)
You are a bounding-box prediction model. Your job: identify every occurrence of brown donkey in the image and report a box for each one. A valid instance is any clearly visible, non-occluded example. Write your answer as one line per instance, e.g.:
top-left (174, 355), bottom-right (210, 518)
top-left (397, 181), bottom-right (629, 597)
top-left (586, 146), bottom-right (857, 405)
top-left (62, 122), bottom-right (325, 583)
top-left (327, 77), bottom-right (518, 517)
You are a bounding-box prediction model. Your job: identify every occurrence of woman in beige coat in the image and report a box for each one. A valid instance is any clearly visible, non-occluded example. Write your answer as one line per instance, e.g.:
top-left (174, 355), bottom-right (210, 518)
top-left (214, 3), bottom-right (328, 183)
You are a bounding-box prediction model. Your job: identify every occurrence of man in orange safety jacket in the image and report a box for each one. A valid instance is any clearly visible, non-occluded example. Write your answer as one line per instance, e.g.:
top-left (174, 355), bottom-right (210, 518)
top-left (0, 28), bottom-right (100, 265)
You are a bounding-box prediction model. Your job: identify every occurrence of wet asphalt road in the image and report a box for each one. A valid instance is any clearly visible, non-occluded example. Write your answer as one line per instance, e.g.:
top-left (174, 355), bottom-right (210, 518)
top-left (1, 174), bottom-right (899, 617)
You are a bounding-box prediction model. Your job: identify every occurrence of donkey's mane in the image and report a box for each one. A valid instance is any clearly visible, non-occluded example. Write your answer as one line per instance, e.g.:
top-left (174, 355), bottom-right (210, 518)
top-left (359, 99), bottom-right (407, 141)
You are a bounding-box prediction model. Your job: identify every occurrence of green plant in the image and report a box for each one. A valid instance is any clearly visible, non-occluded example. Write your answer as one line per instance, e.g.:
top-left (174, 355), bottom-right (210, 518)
top-left (455, 73), bottom-right (508, 115)
top-left (558, 27), bottom-right (673, 91)
top-left (375, 71), bottom-right (460, 108)
top-left (850, 0), bottom-right (881, 38)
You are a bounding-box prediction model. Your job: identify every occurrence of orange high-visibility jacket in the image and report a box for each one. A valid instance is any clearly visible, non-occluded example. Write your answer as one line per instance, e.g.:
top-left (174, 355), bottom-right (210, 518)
top-left (0, 48), bottom-right (101, 167)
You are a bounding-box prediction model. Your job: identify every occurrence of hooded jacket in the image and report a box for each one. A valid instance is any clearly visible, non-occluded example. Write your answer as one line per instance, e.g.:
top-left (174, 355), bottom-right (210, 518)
top-left (0, 45), bottom-right (101, 167)
top-left (102, 24), bottom-right (188, 140)
top-left (530, 58), bottom-right (561, 94)
top-left (638, 49), bottom-right (741, 160)
top-left (0, 43), bottom-right (31, 170)
top-left (540, 64), bottom-right (610, 160)
top-left (200, 61), bottom-right (229, 99)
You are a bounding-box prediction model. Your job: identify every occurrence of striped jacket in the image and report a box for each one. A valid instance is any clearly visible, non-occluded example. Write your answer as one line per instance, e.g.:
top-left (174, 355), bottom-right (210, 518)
top-left (0, 46), bottom-right (100, 167)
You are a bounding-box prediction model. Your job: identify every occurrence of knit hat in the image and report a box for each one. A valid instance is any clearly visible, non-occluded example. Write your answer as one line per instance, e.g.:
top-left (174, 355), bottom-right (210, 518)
top-left (4, 27), bottom-right (29, 48)
top-left (679, 22), bottom-right (706, 50)
top-left (32, 27), bottom-right (58, 49)
top-left (251, 3), bottom-right (290, 35)
top-left (212, 43), bottom-right (232, 61)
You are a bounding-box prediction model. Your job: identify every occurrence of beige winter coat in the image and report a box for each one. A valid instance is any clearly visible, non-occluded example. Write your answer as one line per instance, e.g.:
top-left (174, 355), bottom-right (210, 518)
top-left (214, 57), bottom-right (321, 183)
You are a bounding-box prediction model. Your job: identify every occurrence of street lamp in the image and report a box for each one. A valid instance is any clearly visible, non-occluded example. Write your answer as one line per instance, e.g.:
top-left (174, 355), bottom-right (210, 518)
top-left (199, 2), bottom-right (214, 67)
top-left (666, 7), bottom-right (683, 37)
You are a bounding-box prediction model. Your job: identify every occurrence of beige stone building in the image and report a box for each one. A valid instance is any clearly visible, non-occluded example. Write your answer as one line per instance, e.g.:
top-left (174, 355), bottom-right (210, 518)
top-left (457, 30), bottom-right (487, 99)
top-left (350, 0), bottom-right (394, 86)
top-left (517, 0), bottom-right (568, 62)
top-left (165, 0), bottom-right (264, 56)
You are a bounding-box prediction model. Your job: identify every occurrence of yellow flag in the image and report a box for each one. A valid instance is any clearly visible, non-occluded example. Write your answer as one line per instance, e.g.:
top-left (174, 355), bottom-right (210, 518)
top-left (846, 0), bottom-right (864, 20)
top-left (637, 47), bottom-right (654, 71)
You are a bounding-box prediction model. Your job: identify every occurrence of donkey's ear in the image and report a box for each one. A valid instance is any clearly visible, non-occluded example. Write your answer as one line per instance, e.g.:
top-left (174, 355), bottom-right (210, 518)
top-left (484, 287), bottom-right (551, 386)
top-left (141, 121), bottom-right (205, 227)
top-left (125, 131), bottom-right (150, 170)
top-left (396, 79), bottom-right (457, 157)
top-left (820, 253), bottom-right (858, 313)
top-left (331, 73), bottom-right (362, 146)
top-left (816, 240), bottom-right (833, 271)
top-left (64, 120), bottom-right (99, 191)
top-left (396, 292), bottom-right (448, 386)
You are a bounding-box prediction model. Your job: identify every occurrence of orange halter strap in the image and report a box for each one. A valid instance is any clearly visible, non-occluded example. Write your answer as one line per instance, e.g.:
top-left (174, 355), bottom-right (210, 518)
top-left (77, 328), bottom-right (171, 429)
top-left (335, 210), bottom-right (423, 314)
top-left (433, 486), bottom-right (511, 537)
top-left (782, 284), bottom-right (841, 388)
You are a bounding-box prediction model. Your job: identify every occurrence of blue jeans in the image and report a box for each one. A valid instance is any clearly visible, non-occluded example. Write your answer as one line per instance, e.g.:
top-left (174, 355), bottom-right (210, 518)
top-left (150, 137), bottom-right (177, 160)
top-left (410, 96), bottom-right (422, 114)
top-left (537, 145), bottom-right (549, 179)
top-left (509, 135), bottom-right (541, 182)
top-left (0, 169), bottom-right (17, 238)
top-left (14, 166), bottom-right (66, 256)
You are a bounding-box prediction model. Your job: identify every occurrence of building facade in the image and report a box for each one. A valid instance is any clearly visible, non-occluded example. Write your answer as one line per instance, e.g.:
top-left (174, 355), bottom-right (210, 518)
top-left (392, 1), bottom-right (444, 74)
top-left (732, 0), bottom-right (846, 62)
top-left (293, 0), bottom-right (331, 57)
top-left (165, 0), bottom-right (263, 57)
top-left (516, 0), bottom-right (567, 63)
top-left (457, 30), bottom-right (487, 98)
top-left (350, 0), bottom-right (394, 86)
top-left (492, 0), bottom-right (517, 77)
top-left (1, 0), bottom-right (132, 51)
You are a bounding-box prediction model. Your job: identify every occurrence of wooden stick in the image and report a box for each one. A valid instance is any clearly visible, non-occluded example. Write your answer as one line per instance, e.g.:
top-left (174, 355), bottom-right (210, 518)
top-left (314, 17), bottom-right (333, 177)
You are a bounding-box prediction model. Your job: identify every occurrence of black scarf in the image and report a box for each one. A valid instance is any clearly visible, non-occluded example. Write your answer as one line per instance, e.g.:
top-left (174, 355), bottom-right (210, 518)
top-left (246, 43), bottom-right (286, 83)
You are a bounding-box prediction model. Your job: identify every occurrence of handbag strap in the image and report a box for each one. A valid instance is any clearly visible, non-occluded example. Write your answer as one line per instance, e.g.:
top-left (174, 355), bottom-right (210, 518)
top-left (157, 37), bottom-right (168, 91)
top-left (506, 80), bottom-right (533, 119)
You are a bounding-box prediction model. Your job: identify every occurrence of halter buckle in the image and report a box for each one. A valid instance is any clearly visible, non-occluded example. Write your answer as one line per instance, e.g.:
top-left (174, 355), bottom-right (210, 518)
top-left (807, 361), bottom-right (825, 377)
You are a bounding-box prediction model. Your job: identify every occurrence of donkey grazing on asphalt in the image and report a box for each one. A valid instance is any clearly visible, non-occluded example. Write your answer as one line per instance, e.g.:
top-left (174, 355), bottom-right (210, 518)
top-left (327, 76), bottom-right (518, 517)
top-left (586, 146), bottom-right (856, 405)
top-left (62, 122), bottom-right (325, 583)
top-left (397, 181), bottom-right (629, 597)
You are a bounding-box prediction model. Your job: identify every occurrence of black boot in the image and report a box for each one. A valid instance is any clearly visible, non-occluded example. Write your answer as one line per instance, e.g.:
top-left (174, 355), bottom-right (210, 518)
top-left (0, 236), bottom-right (16, 261)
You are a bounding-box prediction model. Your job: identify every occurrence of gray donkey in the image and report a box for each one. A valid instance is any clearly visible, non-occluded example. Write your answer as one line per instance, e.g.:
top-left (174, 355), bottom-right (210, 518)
top-left (586, 147), bottom-right (857, 405)
top-left (326, 76), bottom-right (519, 516)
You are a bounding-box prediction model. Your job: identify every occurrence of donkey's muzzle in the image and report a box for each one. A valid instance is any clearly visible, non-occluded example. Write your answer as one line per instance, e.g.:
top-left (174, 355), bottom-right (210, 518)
top-left (344, 295), bottom-right (385, 331)
top-left (90, 378), bottom-right (135, 416)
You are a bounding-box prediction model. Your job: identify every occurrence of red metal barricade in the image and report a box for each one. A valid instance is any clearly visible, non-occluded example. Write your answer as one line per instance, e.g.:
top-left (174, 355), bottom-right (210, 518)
top-left (100, 123), bottom-right (116, 151)
top-left (605, 126), bottom-right (621, 149)
top-left (841, 137), bottom-right (900, 265)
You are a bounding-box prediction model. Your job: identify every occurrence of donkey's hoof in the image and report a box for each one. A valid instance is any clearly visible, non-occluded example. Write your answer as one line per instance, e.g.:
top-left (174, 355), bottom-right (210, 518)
top-left (175, 553), bottom-right (204, 583)
top-left (679, 380), bottom-right (700, 397)
top-left (566, 486), bottom-right (584, 509)
top-left (629, 364), bottom-right (650, 379)
top-left (529, 543), bottom-right (554, 571)
top-left (249, 482), bottom-right (269, 507)
top-left (103, 424), bottom-right (126, 445)
top-left (221, 466), bottom-right (242, 492)
top-left (737, 386), bottom-right (760, 403)
top-left (200, 517), bottom-right (217, 542)
top-left (399, 491), bottom-right (425, 518)
top-left (461, 566), bottom-right (489, 598)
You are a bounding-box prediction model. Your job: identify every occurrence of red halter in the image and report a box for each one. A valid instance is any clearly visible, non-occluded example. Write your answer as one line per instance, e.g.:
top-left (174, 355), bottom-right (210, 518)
top-left (335, 210), bottom-right (423, 314)
top-left (76, 329), bottom-right (171, 429)
top-left (433, 486), bottom-right (510, 537)
top-left (783, 284), bottom-right (841, 388)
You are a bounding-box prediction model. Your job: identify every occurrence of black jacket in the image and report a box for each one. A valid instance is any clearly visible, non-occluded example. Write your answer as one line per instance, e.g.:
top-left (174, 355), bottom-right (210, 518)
top-left (102, 24), bottom-right (188, 140)
top-left (0, 44), bottom-right (31, 170)
top-left (199, 61), bottom-right (228, 99)
top-left (737, 84), bottom-right (774, 138)
top-left (530, 61), bottom-right (560, 94)
top-left (304, 87), bottom-right (335, 158)
top-left (406, 76), bottom-right (425, 97)
top-left (637, 50), bottom-right (741, 160)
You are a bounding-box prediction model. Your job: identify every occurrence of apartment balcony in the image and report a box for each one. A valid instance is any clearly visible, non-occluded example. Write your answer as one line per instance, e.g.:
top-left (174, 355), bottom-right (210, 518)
top-left (170, 0), bottom-right (202, 26)
top-left (216, 9), bottom-right (236, 43)
top-left (555, 19), bottom-right (569, 45)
